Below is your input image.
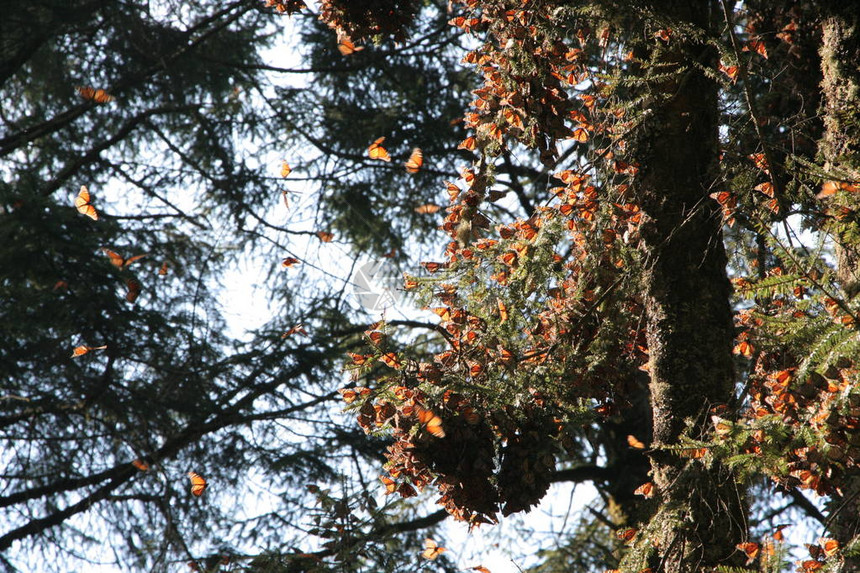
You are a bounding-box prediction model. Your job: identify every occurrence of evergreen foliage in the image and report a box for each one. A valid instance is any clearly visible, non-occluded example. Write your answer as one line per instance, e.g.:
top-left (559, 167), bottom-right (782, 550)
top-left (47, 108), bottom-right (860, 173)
top-left (2, 0), bottom-right (860, 572)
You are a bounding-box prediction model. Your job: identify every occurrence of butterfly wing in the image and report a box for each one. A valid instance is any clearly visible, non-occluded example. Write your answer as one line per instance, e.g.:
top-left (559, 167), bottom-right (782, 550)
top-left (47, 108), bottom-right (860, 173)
top-left (337, 37), bottom-right (363, 55)
top-left (405, 148), bottom-right (423, 173)
top-left (125, 278), bottom-right (141, 302)
top-left (77, 86), bottom-right (114, 103)
top-left (75, 186), bottom-right (99, 220)
top-left (422, 539), bottom-right (446, 560)
top-left (188, 472), bottom-right (208, 496)
top-left (368, 137), bottom-right (391, 162)
top-left (103, 249), bottom-right (124, 267)
top-left (124, 254), bottom-right (147, 267)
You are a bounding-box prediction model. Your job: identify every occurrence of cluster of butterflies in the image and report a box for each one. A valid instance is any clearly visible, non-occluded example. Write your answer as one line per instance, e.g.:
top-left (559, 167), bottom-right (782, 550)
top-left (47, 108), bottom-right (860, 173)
top-left (367, 137), bottom-right (424, 173)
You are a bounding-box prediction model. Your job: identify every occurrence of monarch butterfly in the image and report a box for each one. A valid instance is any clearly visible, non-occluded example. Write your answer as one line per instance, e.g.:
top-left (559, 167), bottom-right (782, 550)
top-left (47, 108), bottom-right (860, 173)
top-left (616, 527), bottom-right (637, 543)
top-left (457, 136), bottom-right (477, 151)
top-left (736, 542), bottom-right (760, 565)
top-left (367, 137), bottom-right (391, 162)
top-left (103, 249), bottom-right (147, 268)
top-left (571, 126), bottom-right (589, 143)
top-left (415, 406), bottom-right (445, 438)
top-left (626, 434), bottom-right (646, 449)
top-left (283, 324), bottom-right (307, 337)
top-left (188, 472), bottom-right (208, 496)
top-left (337, 36), bottom-right (364, 56)
top-left (633, 481), bottom-right (655, 498)
top-left (818, 538), bottom-right (839, 557)
top-left (281, 257), bottom-right (300, 267)
top-left (421, 538), bottom-right (446, 560)
top-left (75, 186), bottom-right (98, 220)
top-left (380, 475), bottom-right (397, 494)
top-left (131, 459), bottom-right (150, 471)
top-left (414, 203), bottom-right (441, 214)
top-left (71, 344), bottom-right (107, 357)
top-left (280, 160), bottom-right (292, 178)
top-left (405, 148), bottom-right (423, 173)
top-left (125, 278), bottom-right (141, 303)
top-left (380, 352), bottom-right (401, 369)
top-left (77, 86), bottom-right (115, 104)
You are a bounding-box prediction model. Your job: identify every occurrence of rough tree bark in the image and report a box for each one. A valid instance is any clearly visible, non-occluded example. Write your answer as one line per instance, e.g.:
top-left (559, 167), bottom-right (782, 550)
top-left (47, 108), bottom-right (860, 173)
top-left (819, 6), bottom-right (860, 567)
top-left (621, 1), bottom-right (747, 570)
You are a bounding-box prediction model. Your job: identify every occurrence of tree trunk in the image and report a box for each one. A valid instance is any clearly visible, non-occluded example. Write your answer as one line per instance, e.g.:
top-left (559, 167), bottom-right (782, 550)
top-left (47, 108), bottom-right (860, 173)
top-left (621, 2), bottom-right (746, 570)
top-left (819, 7), bottom-right (860, 566)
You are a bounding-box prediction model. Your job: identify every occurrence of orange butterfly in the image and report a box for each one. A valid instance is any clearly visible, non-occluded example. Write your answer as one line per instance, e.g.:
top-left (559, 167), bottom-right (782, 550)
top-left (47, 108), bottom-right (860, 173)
top-left (380, 475), bottom-right (397, 494)
top-left (626, 435), bottom-right (646, 449)
top-left (414, 203), bottom-right (441, 214)
top-left (736, 542), bottom-right (760, 565)
top-left (337, 36), bottom-right (364, 56)
top-left (280, 161), bottom-right (292, 177)
top-left (71, 344), bottom-right (107, 357)
top-left (415, 406), bottom-right (445, 438)
top-left (818, 538), bottom-right (839, 558)
top-left (633, 481), bottom-right (655, 498)
top-left (405, 148), bottom-right (423, 173)
top-left (188, 472), bottom-right (208, 496)
top-left (103, 249), bottom-right (147, 268)
top-left (77, 86), bottom-right (115, 104)
top-left (283, 324), bottom-right (308, 337)
top-left (367, 137), bottom-right (391, 162)
top-left (131, 459), bottom-right (150, 471)
top-left (159, 262), bottom-right (169, 275)
top-left (281, 257), bottom-right (300, 267)
top-left (75, 186), bottom-right (98, 220)
top-left (458, 136), bottom-right (477, 151)
top-left (380, 352), bottom-right (401, 369)
top-left (616, 527), bottom-right (637, 543)
top-left (421, 538), bottom-right (446, 560)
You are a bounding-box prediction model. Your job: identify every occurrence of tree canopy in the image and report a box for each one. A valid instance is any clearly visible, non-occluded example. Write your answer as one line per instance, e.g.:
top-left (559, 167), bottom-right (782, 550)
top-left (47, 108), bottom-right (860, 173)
top-left (2, 1), bottom-right (859, 572)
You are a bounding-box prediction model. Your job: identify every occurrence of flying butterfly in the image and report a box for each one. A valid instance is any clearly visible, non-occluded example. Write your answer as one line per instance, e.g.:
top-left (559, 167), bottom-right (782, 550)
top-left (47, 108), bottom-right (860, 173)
top-left (188, 472), bottom-right (208, 496)
top-left (71, 344), bottom-right (107, 357)
top-left (414, 203), bottom-right (442, 214)
top-left (415, 405), bottom-right (445, 438)
top-left (75, 186), bottom-right (99, 220)
top-left (125, 278), bottom-right (141, 303)
top-left (626, 435), bottom-right (646, 449)
top-left (367, 137), bottom-right (391, 162)
top-left (103, 249), bottom-right (147, 268)
top-left (405, 148), bottom-right (423, 173)
top-left (77, 86), bottom-right (115, 104)
top-left (131, 459), bottom-right (150, 471)
top-left (337, 36), bottom-right (364, 56)
top-left (421, 538), bottom-right (446, 560)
